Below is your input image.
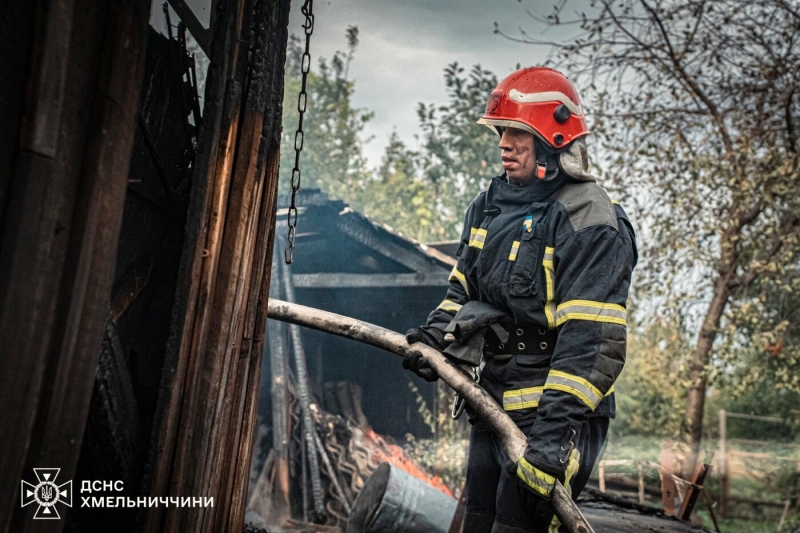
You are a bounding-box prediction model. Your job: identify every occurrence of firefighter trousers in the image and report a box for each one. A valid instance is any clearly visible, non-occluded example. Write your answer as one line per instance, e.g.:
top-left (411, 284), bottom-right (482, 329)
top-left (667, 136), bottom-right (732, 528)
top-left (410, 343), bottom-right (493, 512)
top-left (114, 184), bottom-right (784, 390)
top-left (463, 415), bottom-right (608, 533)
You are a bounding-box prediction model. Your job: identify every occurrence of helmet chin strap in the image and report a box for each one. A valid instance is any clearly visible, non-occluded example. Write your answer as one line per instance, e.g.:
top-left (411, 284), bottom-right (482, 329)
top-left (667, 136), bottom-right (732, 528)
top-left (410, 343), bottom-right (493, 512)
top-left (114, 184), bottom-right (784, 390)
top-left (534, 138), bottom-right (560, 181)
top-left (535, 155), bottom-right (548, 179)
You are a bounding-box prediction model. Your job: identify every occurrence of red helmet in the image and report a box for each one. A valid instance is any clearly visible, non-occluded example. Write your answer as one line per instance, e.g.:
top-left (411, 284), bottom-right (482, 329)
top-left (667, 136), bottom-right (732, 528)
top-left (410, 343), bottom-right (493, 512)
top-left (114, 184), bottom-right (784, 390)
top-left (477, 67), bottom-right (589, 149)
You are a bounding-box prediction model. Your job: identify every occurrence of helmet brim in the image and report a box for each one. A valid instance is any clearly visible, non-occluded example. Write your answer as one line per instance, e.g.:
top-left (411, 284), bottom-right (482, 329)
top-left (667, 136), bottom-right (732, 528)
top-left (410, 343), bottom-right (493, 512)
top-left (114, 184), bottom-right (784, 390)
top-left (477, 117), bottom-right (589, 149)
top-left (477, 117), bottom-right (538, 137)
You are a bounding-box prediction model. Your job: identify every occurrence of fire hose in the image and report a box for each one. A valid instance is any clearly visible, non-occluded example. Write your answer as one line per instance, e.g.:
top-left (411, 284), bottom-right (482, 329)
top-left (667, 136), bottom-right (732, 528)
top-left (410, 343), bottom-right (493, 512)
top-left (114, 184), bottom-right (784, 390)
top-left (267, 299), bottom-right (595, 533)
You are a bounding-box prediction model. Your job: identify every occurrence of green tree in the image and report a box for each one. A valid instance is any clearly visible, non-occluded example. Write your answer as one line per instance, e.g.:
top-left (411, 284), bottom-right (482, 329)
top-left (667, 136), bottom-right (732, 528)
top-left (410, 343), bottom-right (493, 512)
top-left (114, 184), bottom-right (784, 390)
top-left (714, 268), bottom-right (800, 430)
top-left (614, 317), bottom-right (690, 438)
top-left (280, 27), bottom-right (373, 200)
top-left (516, 0), bottom-right (800, 475)
top-left (417, 63), bottom-right (503, 238)
top-left (357, 133), bottom-right (439, 242)
top-left (280, 29), bottom-right (460, 243)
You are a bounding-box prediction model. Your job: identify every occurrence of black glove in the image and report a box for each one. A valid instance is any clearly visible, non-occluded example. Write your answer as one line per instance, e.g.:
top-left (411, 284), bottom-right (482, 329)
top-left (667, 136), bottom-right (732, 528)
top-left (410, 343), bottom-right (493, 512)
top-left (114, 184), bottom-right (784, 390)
top-left (402, 327), bottom-right (448, 382)
top-left (402, 350), bottom-right (438, 382)
top-left (405, 326), bottom-right (447, 351)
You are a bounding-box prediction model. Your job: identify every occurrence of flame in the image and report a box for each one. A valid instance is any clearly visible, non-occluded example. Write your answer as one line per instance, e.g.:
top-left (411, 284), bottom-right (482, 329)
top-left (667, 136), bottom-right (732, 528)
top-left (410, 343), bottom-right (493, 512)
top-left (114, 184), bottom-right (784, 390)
top-left (363, 428), bottom-right (454, 498)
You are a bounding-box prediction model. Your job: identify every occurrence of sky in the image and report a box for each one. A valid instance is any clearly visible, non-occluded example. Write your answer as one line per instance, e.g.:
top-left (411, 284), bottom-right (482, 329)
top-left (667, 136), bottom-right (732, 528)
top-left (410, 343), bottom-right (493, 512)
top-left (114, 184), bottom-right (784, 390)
top-left (151, 0), bottom-right (571, 167)
top-left (292, 0), bottom-right (558, 166)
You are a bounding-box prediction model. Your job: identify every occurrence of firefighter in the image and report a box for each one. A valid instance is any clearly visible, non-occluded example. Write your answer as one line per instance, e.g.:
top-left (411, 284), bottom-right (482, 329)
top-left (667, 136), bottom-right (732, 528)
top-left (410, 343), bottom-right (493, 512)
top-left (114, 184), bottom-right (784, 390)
top-left (403, 67), bottom-right (637, 533)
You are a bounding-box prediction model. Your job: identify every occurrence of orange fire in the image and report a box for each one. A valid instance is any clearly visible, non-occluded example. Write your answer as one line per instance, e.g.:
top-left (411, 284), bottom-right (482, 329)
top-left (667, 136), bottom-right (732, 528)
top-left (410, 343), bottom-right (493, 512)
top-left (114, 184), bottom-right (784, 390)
top-left (363, 428), bottom-right (454, 498)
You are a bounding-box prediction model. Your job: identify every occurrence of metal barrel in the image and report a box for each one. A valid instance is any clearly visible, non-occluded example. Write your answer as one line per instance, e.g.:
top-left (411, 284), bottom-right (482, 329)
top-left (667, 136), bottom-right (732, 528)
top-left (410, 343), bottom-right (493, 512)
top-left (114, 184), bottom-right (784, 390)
top-left (346, 462), bottom-right (458, 533)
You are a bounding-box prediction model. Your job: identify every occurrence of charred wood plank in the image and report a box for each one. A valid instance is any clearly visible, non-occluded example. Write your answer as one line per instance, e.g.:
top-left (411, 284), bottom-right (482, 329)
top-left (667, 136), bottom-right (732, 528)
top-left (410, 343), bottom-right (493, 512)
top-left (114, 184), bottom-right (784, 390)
top-left (167, 0), bottom-right (212, 57)
top-left (335, 217), bottom-right (444, 273)
top-left (677, 463), bottom-right (712, 521)
top-left (0, 0), bottom-right (37, 226)
top-left (266, 251), bottom-right (291, 522)
top-left (144, 0), bottom-right (290, 531)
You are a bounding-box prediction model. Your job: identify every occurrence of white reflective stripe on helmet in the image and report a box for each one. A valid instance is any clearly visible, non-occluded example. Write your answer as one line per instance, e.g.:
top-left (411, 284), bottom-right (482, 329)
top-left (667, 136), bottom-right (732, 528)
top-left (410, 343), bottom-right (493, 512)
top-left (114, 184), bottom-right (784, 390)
top-left (509, 89), bottom-right (584, 116)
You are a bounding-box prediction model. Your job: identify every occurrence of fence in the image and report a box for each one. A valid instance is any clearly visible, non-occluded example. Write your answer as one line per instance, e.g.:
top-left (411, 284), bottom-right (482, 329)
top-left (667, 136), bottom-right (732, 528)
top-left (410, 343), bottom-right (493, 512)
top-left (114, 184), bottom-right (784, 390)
top-left (593, 412), bottom-right (800, 531)
top-left (717, 410), bottom-right (800, 526)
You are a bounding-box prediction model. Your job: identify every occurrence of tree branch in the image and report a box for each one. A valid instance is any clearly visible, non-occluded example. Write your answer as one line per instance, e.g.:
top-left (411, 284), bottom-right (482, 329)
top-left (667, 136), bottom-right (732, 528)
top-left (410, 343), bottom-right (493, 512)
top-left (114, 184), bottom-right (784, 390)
top-left (639, 0), bottom-right (734, 154)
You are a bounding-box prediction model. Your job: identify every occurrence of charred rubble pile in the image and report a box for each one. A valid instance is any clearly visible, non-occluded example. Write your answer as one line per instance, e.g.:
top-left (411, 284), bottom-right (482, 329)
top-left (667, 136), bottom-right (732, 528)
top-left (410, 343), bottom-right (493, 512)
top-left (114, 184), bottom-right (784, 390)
top-left (245, 376), bottom-right (454, 532)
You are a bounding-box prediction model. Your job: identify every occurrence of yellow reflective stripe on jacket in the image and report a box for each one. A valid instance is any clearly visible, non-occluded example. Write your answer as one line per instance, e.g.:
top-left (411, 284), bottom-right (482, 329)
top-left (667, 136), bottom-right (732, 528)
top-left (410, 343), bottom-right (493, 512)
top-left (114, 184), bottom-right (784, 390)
top-left (448, 266), bottom-right (469, 297)
top-left (508, 241), bottom-right (520, 261)
top-left (543, 247), bottom-right (556, 328)
top-left (517, 457), bottom-right (556, 498)
top-left (545, 369), bottom-right (604, 410)
top-left (554, 300), bottom-right (626, 326)
top-left (548, 449), bottom-right (581, 533)
top-left (503, 386), bottom-right (543, 411)
top-left (468, 227), bottom-right (487, 249)
top-left (437, 299), bottom-right (463, 313)
top-left (504, 383), bottom-right (613, 412)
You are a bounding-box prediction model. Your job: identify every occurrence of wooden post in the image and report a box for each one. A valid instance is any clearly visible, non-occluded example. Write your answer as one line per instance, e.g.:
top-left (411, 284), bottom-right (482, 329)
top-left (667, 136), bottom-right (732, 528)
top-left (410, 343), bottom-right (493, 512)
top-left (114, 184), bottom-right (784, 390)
top-left (143, 0), bottom-right (291, 531)
top-left (701, 489), bottom-right (721, 532)
top-left (777, 499), bottom-right (791, 533)
top-left (637, 463), bottom-right (645, 505)
top-left (796, 459), bottom-right (800, 509)
top-left (281, 256), bottom-right (325, 517)
top-left (0, 0), bottom-right (150, 531)
top-left (718, 409), bottom-right (727, 517)
top-left (267, 253), bottom-right (290, 522)
top-left (661, 442), bottom-right (678, 516)
top-left (677, 462), bottom-right (712, 521)
top-left (598, 461), bottom-right (606, 493)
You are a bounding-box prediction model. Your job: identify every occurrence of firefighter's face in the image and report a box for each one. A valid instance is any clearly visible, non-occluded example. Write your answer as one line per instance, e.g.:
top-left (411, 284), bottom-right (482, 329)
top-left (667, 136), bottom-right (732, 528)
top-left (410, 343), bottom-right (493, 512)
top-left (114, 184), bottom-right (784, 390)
top-left (498, 127), bottom-right (537, 184)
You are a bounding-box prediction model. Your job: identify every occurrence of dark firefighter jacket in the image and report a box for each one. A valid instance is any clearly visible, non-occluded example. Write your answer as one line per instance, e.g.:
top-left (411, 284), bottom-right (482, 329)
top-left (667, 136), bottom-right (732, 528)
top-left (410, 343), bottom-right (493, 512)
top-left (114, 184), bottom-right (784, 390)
top-left (424, 172), bottom-right (637, 492)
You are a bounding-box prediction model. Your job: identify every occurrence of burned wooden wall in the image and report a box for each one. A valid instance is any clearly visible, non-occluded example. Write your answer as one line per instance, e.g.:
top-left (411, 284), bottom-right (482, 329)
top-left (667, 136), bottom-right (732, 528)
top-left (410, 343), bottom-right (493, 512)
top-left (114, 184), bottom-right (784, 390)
top-left (0, 0), bottom-right (291, 531)
top-left (65, 26), bottom-right (201, 533)
top-left (0, 0), bottom-right (150, 531)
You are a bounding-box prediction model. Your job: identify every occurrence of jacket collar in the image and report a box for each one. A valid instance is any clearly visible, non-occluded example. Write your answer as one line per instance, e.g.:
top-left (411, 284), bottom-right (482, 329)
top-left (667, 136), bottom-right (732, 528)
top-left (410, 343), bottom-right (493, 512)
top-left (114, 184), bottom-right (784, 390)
top-left (488, 172), bottom-right (566, 206)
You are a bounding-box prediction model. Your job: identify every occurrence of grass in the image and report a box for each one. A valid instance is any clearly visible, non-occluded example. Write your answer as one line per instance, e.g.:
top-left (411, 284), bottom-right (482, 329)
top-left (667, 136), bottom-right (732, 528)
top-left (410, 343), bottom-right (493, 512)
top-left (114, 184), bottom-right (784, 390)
top-left (403, 424), bottom-right (800, 531)
top-left (599, 434), bottom-right (800, 532)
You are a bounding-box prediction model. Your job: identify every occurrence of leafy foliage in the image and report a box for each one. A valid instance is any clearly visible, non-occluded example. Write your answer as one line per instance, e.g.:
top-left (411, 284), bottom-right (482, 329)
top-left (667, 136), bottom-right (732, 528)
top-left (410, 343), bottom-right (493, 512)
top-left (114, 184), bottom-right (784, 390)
top-left (416, 63), bottom-right (503, 237)
top-left (614, 318), bottom-right (690, 437)
top-left (280, 30), bottom-right (373, 202)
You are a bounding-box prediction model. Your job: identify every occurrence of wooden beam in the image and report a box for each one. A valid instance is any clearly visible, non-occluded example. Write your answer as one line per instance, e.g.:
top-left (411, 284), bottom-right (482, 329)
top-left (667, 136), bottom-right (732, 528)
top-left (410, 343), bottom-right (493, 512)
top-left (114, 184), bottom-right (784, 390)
top-left (143, 0), bottom-right (291, 531)
top-left (335, 216), bottom-right (443, 273)
top-left (0, 0), bottom-right (37, 226)
top-left (166, 0), bottom-right (211, 57)
top-left (292, 272), bottom-right (449, 289)
top-left (660, 442), bottom-right (678, 516)
top-left (677, 463), bottom-right (712, 521)
top-left (266, 252), bottom-right (291, 522)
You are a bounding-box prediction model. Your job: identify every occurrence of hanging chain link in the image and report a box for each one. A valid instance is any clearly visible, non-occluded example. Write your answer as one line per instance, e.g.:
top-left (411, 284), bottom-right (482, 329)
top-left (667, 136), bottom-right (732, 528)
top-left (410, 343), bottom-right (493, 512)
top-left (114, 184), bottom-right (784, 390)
top-left (285, 0), bottom-right (314, 264)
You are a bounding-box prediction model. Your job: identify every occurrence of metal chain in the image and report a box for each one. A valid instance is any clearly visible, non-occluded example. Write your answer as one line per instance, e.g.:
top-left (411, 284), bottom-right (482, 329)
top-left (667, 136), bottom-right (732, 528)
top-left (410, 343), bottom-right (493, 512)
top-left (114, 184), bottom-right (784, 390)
top-left (285, 0), bottom-right (314, 264)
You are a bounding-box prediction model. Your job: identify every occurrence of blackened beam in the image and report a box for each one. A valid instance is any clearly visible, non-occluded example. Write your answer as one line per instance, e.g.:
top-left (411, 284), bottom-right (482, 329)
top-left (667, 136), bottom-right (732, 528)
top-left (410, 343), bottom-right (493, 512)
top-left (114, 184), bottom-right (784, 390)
top-left (167, 0), bottom-right (212, 56)
top-left (335, 217), bottom-right (442, 272)
top-left (292, 272), bottom-right (449, 289)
